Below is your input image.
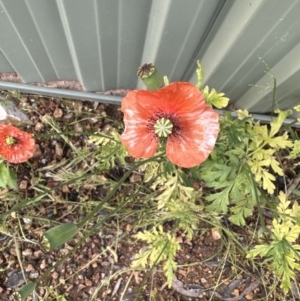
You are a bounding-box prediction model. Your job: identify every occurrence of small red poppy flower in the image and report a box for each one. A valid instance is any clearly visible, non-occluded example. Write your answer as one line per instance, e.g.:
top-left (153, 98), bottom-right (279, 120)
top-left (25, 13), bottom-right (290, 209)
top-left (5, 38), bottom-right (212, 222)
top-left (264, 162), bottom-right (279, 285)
top-left (120, 82), bottom-right (219, 168)
top-left (0, 124), bottom-right (36, 163)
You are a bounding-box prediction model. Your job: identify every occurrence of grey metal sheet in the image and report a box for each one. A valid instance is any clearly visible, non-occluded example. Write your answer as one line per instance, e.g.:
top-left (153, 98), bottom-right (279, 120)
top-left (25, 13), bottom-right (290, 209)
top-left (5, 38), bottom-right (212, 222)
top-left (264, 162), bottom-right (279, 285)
top-left (0, 50), bottom-right (14, 72)
top-left (0, 0), bottom-right (299, 113)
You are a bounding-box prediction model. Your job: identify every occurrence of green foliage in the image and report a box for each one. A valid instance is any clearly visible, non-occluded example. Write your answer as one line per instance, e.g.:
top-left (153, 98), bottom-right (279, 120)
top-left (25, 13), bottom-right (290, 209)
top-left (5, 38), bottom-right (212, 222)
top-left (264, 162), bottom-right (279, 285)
top-left (136, 160), bottom-right (203, 285)
top-left (247, 192), bottom-right (300, 293)
top-left (196, 109), bottom-right (294, 225)
top-left (287, 140), bottom-right (300, 159)
top-left (195, 61), bottom-right (229, 109)
top-left (132, 225), bottom-right (180, 287)
top-left (88, 127), bottom-right (128, 171)
top-left (0, 161), bottom-right (17, 189)
top-left (142, 161), bottom-right (199, 210)
top-left (294, 105), bottom-right (300, 122)
top-left (202, 85), bottom-right (230, 109)
top-left (164, 200), bottom-right (203, 238)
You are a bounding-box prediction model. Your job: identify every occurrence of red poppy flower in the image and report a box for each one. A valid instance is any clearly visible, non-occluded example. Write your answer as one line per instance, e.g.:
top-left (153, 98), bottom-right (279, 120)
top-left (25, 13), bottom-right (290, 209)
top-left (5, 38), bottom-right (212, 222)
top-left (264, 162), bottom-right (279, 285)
top-left (0, 124), bottom-right (36, 163)
top-left (120, 82), bottom-right (219, 168)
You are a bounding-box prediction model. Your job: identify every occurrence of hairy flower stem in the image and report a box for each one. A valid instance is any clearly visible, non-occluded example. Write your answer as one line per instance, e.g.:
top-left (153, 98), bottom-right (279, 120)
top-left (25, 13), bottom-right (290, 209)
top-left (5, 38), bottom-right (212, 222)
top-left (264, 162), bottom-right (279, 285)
top-left (76, 154), bottom-right (163, 229)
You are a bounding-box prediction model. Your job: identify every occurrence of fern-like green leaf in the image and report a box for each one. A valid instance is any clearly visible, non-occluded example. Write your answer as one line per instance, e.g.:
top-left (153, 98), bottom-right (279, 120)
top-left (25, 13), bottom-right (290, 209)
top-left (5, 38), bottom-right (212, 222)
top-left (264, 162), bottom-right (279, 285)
top-left (202, 86), bottom-right (229, 108)
top-left (205, 186), bottom-right (232, 213)
top-left (132, 226), bottom-right (180, 287)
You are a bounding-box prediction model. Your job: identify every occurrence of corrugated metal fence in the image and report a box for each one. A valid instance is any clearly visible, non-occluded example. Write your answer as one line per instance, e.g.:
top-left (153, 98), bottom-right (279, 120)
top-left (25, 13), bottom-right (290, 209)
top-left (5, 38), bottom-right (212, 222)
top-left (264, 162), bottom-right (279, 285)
top-left (0, 0), bottom-right (300, 113)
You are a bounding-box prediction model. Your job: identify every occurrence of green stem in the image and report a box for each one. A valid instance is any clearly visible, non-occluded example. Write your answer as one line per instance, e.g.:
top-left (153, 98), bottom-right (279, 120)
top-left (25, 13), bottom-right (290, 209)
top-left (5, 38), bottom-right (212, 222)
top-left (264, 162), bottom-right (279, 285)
top-left (245, 161), bottom-right (266, 230)
top-left (76, 154), bottom-right (162, 228)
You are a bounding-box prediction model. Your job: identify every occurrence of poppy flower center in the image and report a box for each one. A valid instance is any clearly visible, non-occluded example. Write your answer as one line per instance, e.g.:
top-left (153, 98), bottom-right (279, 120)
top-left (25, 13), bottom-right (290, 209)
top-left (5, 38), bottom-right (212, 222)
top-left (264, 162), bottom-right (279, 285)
top-left (147, 110), bottom-right (181, 140)
top-left (154, 117), bottom-right (173, 138)
top-left (5, 136), bottom-right (17, 146)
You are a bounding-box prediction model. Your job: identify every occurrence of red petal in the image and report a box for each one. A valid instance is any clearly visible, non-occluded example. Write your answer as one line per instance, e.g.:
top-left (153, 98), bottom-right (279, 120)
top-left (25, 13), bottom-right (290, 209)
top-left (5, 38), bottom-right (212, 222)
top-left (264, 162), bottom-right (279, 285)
top-left (154, 82), bottom-right (207, 115)
top-left (121, 91), bottom-right (158, 158)
top-left (166, 109), bottom-right (219, 168)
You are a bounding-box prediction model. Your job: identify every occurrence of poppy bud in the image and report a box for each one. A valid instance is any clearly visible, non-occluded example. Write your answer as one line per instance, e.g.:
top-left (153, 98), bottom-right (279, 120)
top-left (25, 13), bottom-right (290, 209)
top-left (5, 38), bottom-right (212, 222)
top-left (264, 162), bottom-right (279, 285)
top-left (137, 63), bottom-right (163, 91)
top-left (15, 282), bottom-right (37, 300)
top-left (41, 223), bottom-right (78, 251)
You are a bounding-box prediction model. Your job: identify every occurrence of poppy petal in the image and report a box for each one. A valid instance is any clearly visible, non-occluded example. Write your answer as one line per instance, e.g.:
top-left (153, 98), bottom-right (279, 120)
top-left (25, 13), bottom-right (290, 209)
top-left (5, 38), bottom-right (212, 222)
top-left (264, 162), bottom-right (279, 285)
top-left (121, 91), bottom-right (159, 158)
top-left (166, 110), bottom-right (219, 168)
top-left (154, 82), bottom-right (206, 115)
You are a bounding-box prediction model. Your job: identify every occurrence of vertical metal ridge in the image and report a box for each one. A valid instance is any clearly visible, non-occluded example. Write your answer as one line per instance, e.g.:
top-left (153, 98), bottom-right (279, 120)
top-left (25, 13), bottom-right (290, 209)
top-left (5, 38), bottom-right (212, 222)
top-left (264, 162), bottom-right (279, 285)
top-left (139, 0), bottom-right (172, 63)
top-left (117, 0), bottom-right (123, 88)
top-left (188, 0), bottom-right (266, 85)
top-left (56, 0), bottom-right (83, 88)
top-left (169, 1), bottom-right (206, 79)
top-left (93, 0), bottom-right (105, 90)
top-left (24, 0), bottom-right (59, 79)
top-left (182, 0), bottom-right (227, 81)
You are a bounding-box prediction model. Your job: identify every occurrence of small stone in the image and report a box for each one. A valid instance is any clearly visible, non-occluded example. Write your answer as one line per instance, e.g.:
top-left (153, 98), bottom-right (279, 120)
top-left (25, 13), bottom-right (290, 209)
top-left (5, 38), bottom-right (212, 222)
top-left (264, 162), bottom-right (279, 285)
top-left (22, 218), bottom-right (32, 224)
top-left (25, 264), bottom-right (35, 272)
top-left (232, 289), bottom-right (239, 297)
top-left (133, 272), bottom-right (143, 284)
top-left (211, 227), bottom-right (221, 240)
top-left (193, 182), bottom-right (200, 190)
top-left (53, 107), bottom-right (63, 118)
top-left (33, 144), bottom-right (42, 158)
top-left (55, 143), bottom-right (63, 157)
top-left (52, 271), bottom-right (59, 279)
top-left (19, 180), bottom-right (28, 190)
top-left (130, 174), bottom-right (142, 183)
top-left (34, 250), bottom-right (43, 258)
top-left (176, 236), bottom-right (183, 243)
top-left (245, 292), bottom-right (254, 300)
top-left (201, 278), bottom-right (208, 284)
top-left (62, 185), bottom-right (70, 193)
top-left (7, 271), bottom-right (25, 288)
top-left (35, 122), bottom-right (44, 131)
top-left (22, 249), bottom-right (32, 257)
top-left (63, 112), bottom-right (74, 122)
top-left (92, 262), bottom-right (98, 268)
top-left (29, 271), bottom-right (39, 279)
top-left (41, 114), bottom-right (52, 123)
top-left (40, 260), bottom-right (47, 269)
